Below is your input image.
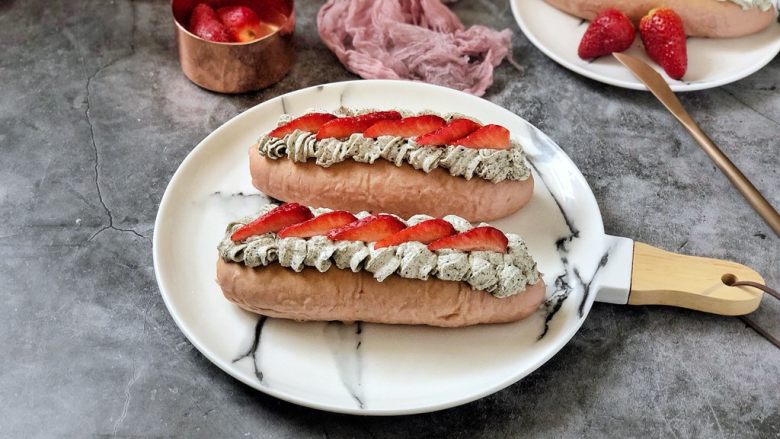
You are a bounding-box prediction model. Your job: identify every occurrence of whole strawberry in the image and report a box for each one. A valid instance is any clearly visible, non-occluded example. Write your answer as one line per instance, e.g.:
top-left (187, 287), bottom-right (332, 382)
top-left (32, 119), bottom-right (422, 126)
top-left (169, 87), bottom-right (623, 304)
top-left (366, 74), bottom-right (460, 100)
top-left (639, 8), bottom-right (687, 80)
top-left (577, 9), bottom-right (635, 60)
top-left (216, 6), bottom-right (276, 43)
top-left (188, 3), bottom-right (232, 43)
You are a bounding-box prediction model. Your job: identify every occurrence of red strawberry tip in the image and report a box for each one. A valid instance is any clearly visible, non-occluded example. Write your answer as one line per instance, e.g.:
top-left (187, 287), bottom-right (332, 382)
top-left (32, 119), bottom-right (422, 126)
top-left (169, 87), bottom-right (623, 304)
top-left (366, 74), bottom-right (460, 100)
top-left (278, 210), bottom-right (357, 238)
top-left (326, 214), bottom-right (406, 242)
top-left (231, 203), bottom-right (313, 242)
top-left (427, 226), bottom-right (509, 253)
top-left (374, 218), bottom-right (455, 248)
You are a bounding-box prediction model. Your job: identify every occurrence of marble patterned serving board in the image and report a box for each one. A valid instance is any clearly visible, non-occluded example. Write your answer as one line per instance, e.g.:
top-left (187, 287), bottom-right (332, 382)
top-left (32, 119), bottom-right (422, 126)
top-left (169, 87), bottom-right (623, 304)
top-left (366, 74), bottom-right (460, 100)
top-left (153, 80), bottom-right (630, 415)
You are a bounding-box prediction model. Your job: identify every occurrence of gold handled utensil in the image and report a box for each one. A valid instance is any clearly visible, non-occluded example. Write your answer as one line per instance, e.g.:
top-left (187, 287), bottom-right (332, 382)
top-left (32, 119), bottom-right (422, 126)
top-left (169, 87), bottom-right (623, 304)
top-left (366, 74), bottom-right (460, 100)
top-left (613, 52), bottom-right (780, 236)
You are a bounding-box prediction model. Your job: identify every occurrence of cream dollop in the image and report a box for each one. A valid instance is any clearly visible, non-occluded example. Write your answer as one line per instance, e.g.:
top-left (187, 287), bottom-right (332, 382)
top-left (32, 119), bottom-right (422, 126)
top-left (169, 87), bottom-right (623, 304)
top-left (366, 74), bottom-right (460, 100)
top-left (333, 240), bottom-right (369, 272)
top-left (256, 111), bottom-right (532, 183)
top-left (278, 237), bottom-right (307, 272)
top-left (435, 251), bottom-right (470, 281)
top-left (397, 242), bottom-right (437, 280)
top-left (219, 207), bottom-right (540, 298)
top-left (303, 235), bottom-right (336, 272)
top-left (364, 244), bottom-right (402, 282)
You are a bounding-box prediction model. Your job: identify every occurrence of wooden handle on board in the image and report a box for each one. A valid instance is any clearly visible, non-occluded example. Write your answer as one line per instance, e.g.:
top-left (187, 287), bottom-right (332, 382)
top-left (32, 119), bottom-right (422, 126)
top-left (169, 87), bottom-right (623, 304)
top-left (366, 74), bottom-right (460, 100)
top-left (629, 242), bottom-right (765, 315)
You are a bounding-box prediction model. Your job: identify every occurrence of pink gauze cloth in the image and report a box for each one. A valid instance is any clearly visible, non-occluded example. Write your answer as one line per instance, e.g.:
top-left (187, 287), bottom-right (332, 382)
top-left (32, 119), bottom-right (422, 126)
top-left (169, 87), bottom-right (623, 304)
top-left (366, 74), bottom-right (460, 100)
top-left (317, 0), bottom-right (512, 96)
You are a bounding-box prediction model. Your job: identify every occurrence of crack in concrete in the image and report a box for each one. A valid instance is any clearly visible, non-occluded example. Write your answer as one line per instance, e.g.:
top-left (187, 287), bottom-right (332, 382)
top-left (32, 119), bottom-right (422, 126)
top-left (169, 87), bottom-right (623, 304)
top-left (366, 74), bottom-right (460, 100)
top-left (81, 2), bottom-right (148, 244)
top-left (89, 224), bottom-right (149, 242)
top-left (112, 360), bottom-right (140, 437)
top-left (721, 88), bottom-right (780, 128)
top-left (678, 359), bottom-right (725, 439)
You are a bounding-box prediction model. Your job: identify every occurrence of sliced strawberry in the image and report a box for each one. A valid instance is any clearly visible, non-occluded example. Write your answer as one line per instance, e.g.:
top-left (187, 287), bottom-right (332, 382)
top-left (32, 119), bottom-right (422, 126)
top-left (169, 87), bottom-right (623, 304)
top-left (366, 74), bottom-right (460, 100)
top-left (315, 111), bottom-right (401, 140)
top-left (363, 115), bottom-right (446, 138)
top-left (374, 219), bottom-right (455, 248)
top-left (278, 210), bottom-right (357, 238)
top-left (427, 226), bottom-right (508, 253)
top-left (415, 118), bottom-right (481, 146)
top-left (327, 214), bottom-right (406, 242)
top-left (268, 113), bottom-right (337, 138)
top-left (231, 203), bottom-right (313, 242)
top-left (452, 125), bottom-right (510, 150)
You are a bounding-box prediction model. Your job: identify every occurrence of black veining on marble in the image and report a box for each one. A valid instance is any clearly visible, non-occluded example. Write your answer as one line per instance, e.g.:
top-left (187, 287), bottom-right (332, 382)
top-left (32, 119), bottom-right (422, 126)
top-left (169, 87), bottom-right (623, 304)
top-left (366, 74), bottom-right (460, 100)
top-left (214, 190), bottom-right (281, 205)
top-left (574, 252), bottom-right (609, 317)
top-left (525, 142), bottom-right (579, 242)
top-left (523, 128), bottom-right (617, 335)
top-left (525, 153), bottom-right (583, 337)
top-left (325, 321), bottom-right (365, 409)
top-left (210, 191), bottom-right (266, 198)
top-left (527, 144), bottom-right (609, 330)
top-left (232, 316), bottom-right (268, 384)
top-left (539, 267), bottom-right (573, 340)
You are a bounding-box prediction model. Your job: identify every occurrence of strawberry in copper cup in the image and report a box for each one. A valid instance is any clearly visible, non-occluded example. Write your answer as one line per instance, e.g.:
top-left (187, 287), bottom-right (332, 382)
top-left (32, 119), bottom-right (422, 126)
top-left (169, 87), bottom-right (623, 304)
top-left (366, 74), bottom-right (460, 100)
top-left (171, 0), bottom-right (295, 93)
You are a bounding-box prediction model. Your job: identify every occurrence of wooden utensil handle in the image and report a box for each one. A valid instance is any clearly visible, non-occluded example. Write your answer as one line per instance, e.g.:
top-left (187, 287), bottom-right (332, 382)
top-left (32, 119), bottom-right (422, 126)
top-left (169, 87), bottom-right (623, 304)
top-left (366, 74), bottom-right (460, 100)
top-left (629, 242), bottom-right (765, 315)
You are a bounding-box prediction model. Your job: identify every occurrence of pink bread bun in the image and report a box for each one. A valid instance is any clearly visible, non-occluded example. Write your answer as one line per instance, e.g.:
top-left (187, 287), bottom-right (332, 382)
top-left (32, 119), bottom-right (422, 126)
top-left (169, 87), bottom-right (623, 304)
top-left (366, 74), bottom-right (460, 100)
top-left (216, 259), bottom-right (546, 327)
top-left (248, 145), bottom-right (534, 223)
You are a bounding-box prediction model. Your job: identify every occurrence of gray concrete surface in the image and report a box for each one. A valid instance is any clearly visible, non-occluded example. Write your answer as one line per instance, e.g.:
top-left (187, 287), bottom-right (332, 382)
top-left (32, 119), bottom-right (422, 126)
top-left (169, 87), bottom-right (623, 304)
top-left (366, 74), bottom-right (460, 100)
top-left (1, 0), bottom-right (778, 437)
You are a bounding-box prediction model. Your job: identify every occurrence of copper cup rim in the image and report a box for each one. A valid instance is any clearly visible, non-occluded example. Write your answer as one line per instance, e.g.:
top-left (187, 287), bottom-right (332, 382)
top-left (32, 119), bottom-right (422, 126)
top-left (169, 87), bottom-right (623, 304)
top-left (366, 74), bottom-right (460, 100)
top-left (170, 0), bottom-right (294, 46)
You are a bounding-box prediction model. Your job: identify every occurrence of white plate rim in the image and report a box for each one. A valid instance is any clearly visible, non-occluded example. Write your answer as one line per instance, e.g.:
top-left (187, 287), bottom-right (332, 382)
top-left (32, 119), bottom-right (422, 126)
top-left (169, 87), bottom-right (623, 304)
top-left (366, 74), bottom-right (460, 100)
top-left (510, 0), bottom-right (780, 92)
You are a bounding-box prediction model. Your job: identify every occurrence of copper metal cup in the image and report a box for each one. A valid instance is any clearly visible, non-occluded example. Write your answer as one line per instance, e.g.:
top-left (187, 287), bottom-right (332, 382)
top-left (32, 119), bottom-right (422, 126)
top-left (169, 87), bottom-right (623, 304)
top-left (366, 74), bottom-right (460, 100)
top-left (172, 0), bottom-right (295, 93)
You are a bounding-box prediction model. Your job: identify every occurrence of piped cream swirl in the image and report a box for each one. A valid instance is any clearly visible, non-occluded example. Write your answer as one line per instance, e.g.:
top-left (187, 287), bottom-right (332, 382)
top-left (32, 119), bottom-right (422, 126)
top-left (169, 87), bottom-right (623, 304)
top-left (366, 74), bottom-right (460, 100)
top-left (218, 207), bottom-right (540, 298)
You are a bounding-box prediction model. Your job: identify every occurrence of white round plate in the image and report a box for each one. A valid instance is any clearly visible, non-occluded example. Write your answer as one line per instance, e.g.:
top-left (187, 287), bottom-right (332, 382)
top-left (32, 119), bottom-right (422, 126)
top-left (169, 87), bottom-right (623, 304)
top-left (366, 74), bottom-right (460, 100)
top-left (511, 0), bottom-right (780, 91)
top-left (153, 80), bottom-right (616, 415)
